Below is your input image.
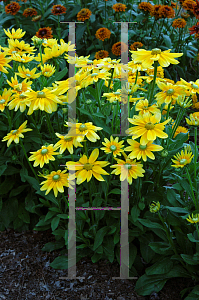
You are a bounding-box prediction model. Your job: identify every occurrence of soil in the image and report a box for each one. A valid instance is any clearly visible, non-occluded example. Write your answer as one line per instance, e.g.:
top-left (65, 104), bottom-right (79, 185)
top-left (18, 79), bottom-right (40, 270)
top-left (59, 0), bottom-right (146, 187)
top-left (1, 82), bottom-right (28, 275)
top-left (0, 228), bottom-right (195, 300)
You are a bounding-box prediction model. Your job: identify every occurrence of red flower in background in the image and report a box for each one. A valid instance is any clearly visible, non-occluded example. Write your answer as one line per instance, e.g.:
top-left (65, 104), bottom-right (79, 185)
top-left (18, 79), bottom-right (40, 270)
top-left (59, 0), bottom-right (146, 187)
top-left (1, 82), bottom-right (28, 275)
top-left (189, 22), bottom-right (199, 34)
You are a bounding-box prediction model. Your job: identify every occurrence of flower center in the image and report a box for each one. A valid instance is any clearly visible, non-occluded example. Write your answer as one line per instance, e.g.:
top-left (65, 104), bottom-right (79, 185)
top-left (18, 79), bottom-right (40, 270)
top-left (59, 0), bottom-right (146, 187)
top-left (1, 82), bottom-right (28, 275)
top-left (180, 159), bottom-right (187, 164)
top-left (91, 73), bottom-right (98, 77)
top-left (15, 84), bottom-right (22, 92)
top-left (79, 124), bottom-right (87, 131)
top-left (110, 145), bottom-right (117, 151)
top-left (0, 99), bottom-right (6, 104)
top-left (41, 149), bottom-right (48, 155)
top-left (114, 92), bottom-right (121, 95)
top-left (143, 106), bottom-right (148, 109)
top-left (167, 88), bottom-right (174, 95)
top-left (12, 51), bottom-right (17, 54)
top-left (53, 174), bottom-right (60, 181)
top-left (26, 74), bottom-right (31, 77)
top-left (19, 93), bottom-right (26, 99)
top-left (12, 130), bottom-right (18, 134)
top-left (151, 48), bottom-right (161, 55)
top-left (21, 59), bottom-right (25, 62)
top-left (145, 122), bottom-right (155, 130)
top-left (83, 163), bottom-right (93, 170)
top-left (124, 163), bottom-right (132, 170)
top-left (192, 83), bottom-right (198, 89)
top-left (64, 136), bottom-right (73, 141)
top-left (37, 91), bottom-right (46, 98)
top-left (139, 144), bottom-right (147, 150)
top-left (192, 217), bottom-right (198, 222)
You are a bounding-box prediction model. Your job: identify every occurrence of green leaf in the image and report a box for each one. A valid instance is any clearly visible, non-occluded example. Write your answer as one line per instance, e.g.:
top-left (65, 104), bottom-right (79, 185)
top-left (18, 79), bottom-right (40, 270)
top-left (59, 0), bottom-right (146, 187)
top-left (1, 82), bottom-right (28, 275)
top-left (93, 226), bottom-right (109, 251)
top-left (163, 35), bottom-right (172, 48)
top-left (167, 188), bottom-right (179, 206)
top-left (149, 242), bottom-right (173, 255)
top-left (9, 185), bottom-right (27, 197)
top-left (138, 218), bottom-right (164, 230)
top-left (108, 188), bottom-right (121, 195)
top-left (91, 252), bottom-right (103, 263)
top-left (20, 167), bottom-right (28, 182)
top-left (50, 256), bottom-right (68, 269)
top-left (47, 68), bottom-right (68, 86)
top-left (0, 165), bottom-right (7, 176)
top-left (51, 216), bottom-right (60, 231)
top-left (13, 216), bottom-right (24, 230)
top-left (0, 177), bottom-right (15, 195)
top-left (135, 274), bottom-right (167, 296)
top-left (129, 244), bottom-right (137, 268)
top-left (164, 206), bottom-right (189, 214)
top-left (103, 236), bottom-right (115, 263)
top-left (146, 257), bottom-right (173, 275)
top-left (187, 233), bottom-right (199, 243)
top-left (0, 197), bottom-right (18, 228)
top-left (131, 206), bottom-right (140, 222)
top-left (18, 203), bottom-right (30, 224)
top-left (24, 175), bottom-right (40, 191)
top-left (44, 210), bottom-right (57, 222)
top-left (42, 240), bottom-right (65, 252)
top-left (57, 214), bottom-right (69, 219)
top-left (181, 254), bottom-right (199, 265)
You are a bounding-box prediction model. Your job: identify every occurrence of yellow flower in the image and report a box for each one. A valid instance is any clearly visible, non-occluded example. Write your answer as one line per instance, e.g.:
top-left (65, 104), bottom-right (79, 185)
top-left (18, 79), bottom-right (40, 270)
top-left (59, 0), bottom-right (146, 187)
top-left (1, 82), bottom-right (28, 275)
top-left (6, 39), bottom-right (36, 56)
top-left (16, 65), bottom-right (41, 79)
top-left (65, 121), bottom-right (102, 143)
top-left (2, 120), bottom-right (32, 147)
top-left (66, 148), bottom-right (110, 185)
top-left (24, 88), bottom-right (63, 115)
top-left (8, 92), bottom-right (30, 112)
top-left (0, 48), bottom-right (12, 73)
top-left (155, 81), bottom-right (186, 105)
top-left (11, 53), bottom-right (35, 63)
top-left (130, 48), bottom-right (183, 68)
top-left (7, 75), bottom-right (32, 94)
top-left (40, 170), bottom-right (74, 197)
top-left (41, 64), bottom-right (56, 77)
top-left (146, 65), bottom-right (164, 78)
top-left (124, 139), bottom-right (163, 161)
top-left (29, 145), bottom-right (59, 168)
top-left (173, 126), bottom-right (189, 141)
top-left (100, 136), bottom-right (124, 157)
top-left (149, 201), bottom-right (160, 213)
top-left (54, 133), bottom-right (83, 154)
top-left (3, 28), bottom-right (26, 39)
top-left (186, 113), bottom-right (199, 126)
top-left (176, 95), bottom-right (192, 108)
top-left (186, 213), bottom-right (199, 223)
top-left (127, 112), bottom-right (170, 145)
top-left (178, 78), bottom-right (199, 94)
top-left (135, 99), bottom-right (161, 116)
top-left (171, 145), bottom-right (194, 168)
top-left (110, 152), bottom-right (145, 185)
top-left (102, 91), bottom-right (121, 103)
top-left (0, 88), bottom-right (12, 112)
top-left (128, 60), bottom-right (147, 73)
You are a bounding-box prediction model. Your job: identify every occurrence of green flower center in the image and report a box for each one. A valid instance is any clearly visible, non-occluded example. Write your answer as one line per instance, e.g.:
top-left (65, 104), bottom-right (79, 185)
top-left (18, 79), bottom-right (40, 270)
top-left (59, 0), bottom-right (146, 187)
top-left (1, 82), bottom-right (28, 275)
top-left (41, 149), bottom-right (48, 155)
top-left (91, 73), bottom-right (98, 77)
top-left (151, 48), bottom-right (161, 55)
top-left (19, 93), bottom-right (26, 99)
top-left (37, 91), bottom-right (46, 98)
top-left (145, 122), bottom-right (155, 130)
top-left (124, 163), bottom-right (132, 170)
top-left (21, 59), bottom-right (25, 62)
top-left (139, 144), bottom-right (147, 150)
top-left (64, 136), bottom-right (73, 141)
top-left (53, 174), bottom-right (60, 181)
top-left (110, 145), bottom-right (117, 151)
top-left (0, 99), bottom-right (6, 104)
top-left (192, 83), bottom-right (198, 89)
top-left (143, 106), bottom-right (148, 109)
top-left (83, 163), bottom-right (93, 170)
top-left (12, 51), bottom-right (17, 54)
top-left (180, 159), bottom-right (187, 164)
top-left (167, 89), bottom-right (174, 95)
top-left (192, 217), bottom-right (199, 222)
top-left (12, 130), bottom-right (18, 134)
top-left (114, 92), bottom-right (121, 95)
top-left (79, 124), bottom-right (87, 131)
top-left (26, 74), bottom-right (31, 77)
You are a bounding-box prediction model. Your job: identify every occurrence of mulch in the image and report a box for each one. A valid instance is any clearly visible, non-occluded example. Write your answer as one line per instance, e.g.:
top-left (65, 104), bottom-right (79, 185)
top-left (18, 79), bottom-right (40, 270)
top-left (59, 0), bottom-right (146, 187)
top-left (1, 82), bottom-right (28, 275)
top-left (0, 228), bottom-right (194, 300)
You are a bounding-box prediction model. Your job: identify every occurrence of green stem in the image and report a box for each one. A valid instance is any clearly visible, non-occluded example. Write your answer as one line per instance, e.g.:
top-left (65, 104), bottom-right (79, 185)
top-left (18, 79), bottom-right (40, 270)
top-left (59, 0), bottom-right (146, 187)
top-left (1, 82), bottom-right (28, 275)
top-left (186, 167), bottom-right (197, 210)
top-left (196, 223), bottom-right (199, 239)
top-left (29, 114), bottom-right (43, 144)
top-left (171, 108), bottom-right (185, 139)
top-left (134, 70), bottom-right (139, 86)
top-left (20, 140), bottom-right (39, 181)
top-left (96, 81), bottom-right (102, 112)
top-left (166, 102), bottom-right (171, 120)
top-left (83, 140), bottom-right (88, 156)
top-left (148, 61), bottom-right (158, 105)
top-left (105, 154), bottom-right (113, 205)
top-left (107, 68), bottom-right (114, 93)
top-left (39, 45), bottom-right (43, 67)
top-left (86, 21), bottom-right (97, 51)
top-left (45, 112), bottom-right (56, 143)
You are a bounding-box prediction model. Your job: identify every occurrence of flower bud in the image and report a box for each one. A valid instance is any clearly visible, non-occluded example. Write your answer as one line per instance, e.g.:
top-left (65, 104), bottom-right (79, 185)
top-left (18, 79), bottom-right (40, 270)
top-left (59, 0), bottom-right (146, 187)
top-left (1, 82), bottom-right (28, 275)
top-left (161, 149), bottom-right (169, 157)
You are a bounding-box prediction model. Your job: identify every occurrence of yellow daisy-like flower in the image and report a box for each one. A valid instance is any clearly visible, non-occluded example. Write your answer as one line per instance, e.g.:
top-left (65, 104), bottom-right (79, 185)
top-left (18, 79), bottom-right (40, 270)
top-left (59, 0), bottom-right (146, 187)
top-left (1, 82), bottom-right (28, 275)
top-left (128, 60), bottom-right (147, 73)
top-left (54, 133), bottom-right (83, 154)
top-left (179, 78), bottom-right (199, 94)
top-left (0, 88), bottom-right (12, 112)
top-left (2, 120), bottom-right (32, 147)
top-left (100, 136), bottom-right (124, 157)
top-left (7, 75), bottom-right (32, 94)
top-left (186, 113), bottom-right (199, 126)
top-left (110, 152), bottom-right (145, 185)
top-left (102, 91), bottom-right (121, 103)
top-left (146, 65), bottom-right (164, 78)
top-left (0, 48), bottom-right (12, 73)
top-left (186, 213), bottom-right (199, 223)
top-left (3, 28), bottom-right (26, 39)
top-left (171, 145), bottom-right (194, 168)
top-left (29, 145), bottom-right (59, 168)
top-left (130, 48), bottom-right (183, 68)
top-left (65, 121), bottom-right (102, 143)
top-left (8, 92), bottom-right (30, 112)
top-left (6, 39), bottom-right (36, 56)
top-left (149, 201), bottom-right (160, 213)
top-left (40, 170), bottom-right (74, 197)
top-left (66, 148), bottom-right (110, 185)
top-left (24, 88), bottom-right (63, 115)
top-left (124, 139), bottom-right (163, 161)
top-left (155, 81), bottom-right (186, 105)
top-left (127, 112), bottom-right (170, 145)
top-left (11, 53), bottom-right (35, 63)
top-left (40, 64), bottom-right (56, 77)
top-left (16, 65), bottom-right (41, 79)
top-left (135, 99), bottom-right (161, 116)
top-left (173, 126), bottom-right (189, 141)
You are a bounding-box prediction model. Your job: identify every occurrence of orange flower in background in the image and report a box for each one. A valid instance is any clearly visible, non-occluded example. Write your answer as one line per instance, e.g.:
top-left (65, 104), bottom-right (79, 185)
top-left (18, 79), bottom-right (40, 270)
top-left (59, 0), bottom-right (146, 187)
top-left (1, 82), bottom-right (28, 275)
top-left (112, 42), bottom-right (128, 56)
top-left (95, 28), bottom-right (111, 41)
top-left (193, 0), bottom-right (199, 18)
top-left (32, 15), bottom-right (41, 22)
top-left (130, 42), bottom-right (144, 51)
top-left (172, 18), bottom-right (187, 28)
top-left (5, 1), bottom-right (21, 15)
top-left (112, 3), bottom-right (126, 12)
top-left (150, 4), bottom-right (163, 19)
top-left (182, 0), bottom-right (196, 11)
top-left (189, 22), bottom-right (199, 34)
top-left (23, 8), bottom-right (37, 17)
top-left (51, 5), bottom-right (66, 15)
top-left (95, 50), bottom-right (109, 59)
top-left (181, 12), bottom-right (190, 18)
top-left (138, 2), bottom-right (153, 13)
top-left (36, 27), bottom-right (53, 39)
top-left (171, 1), bottom-right (177, 8)
top-left (77, 8), bottom-right (92, 21)
top-left (160, 5), bottom-right (175, 18)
